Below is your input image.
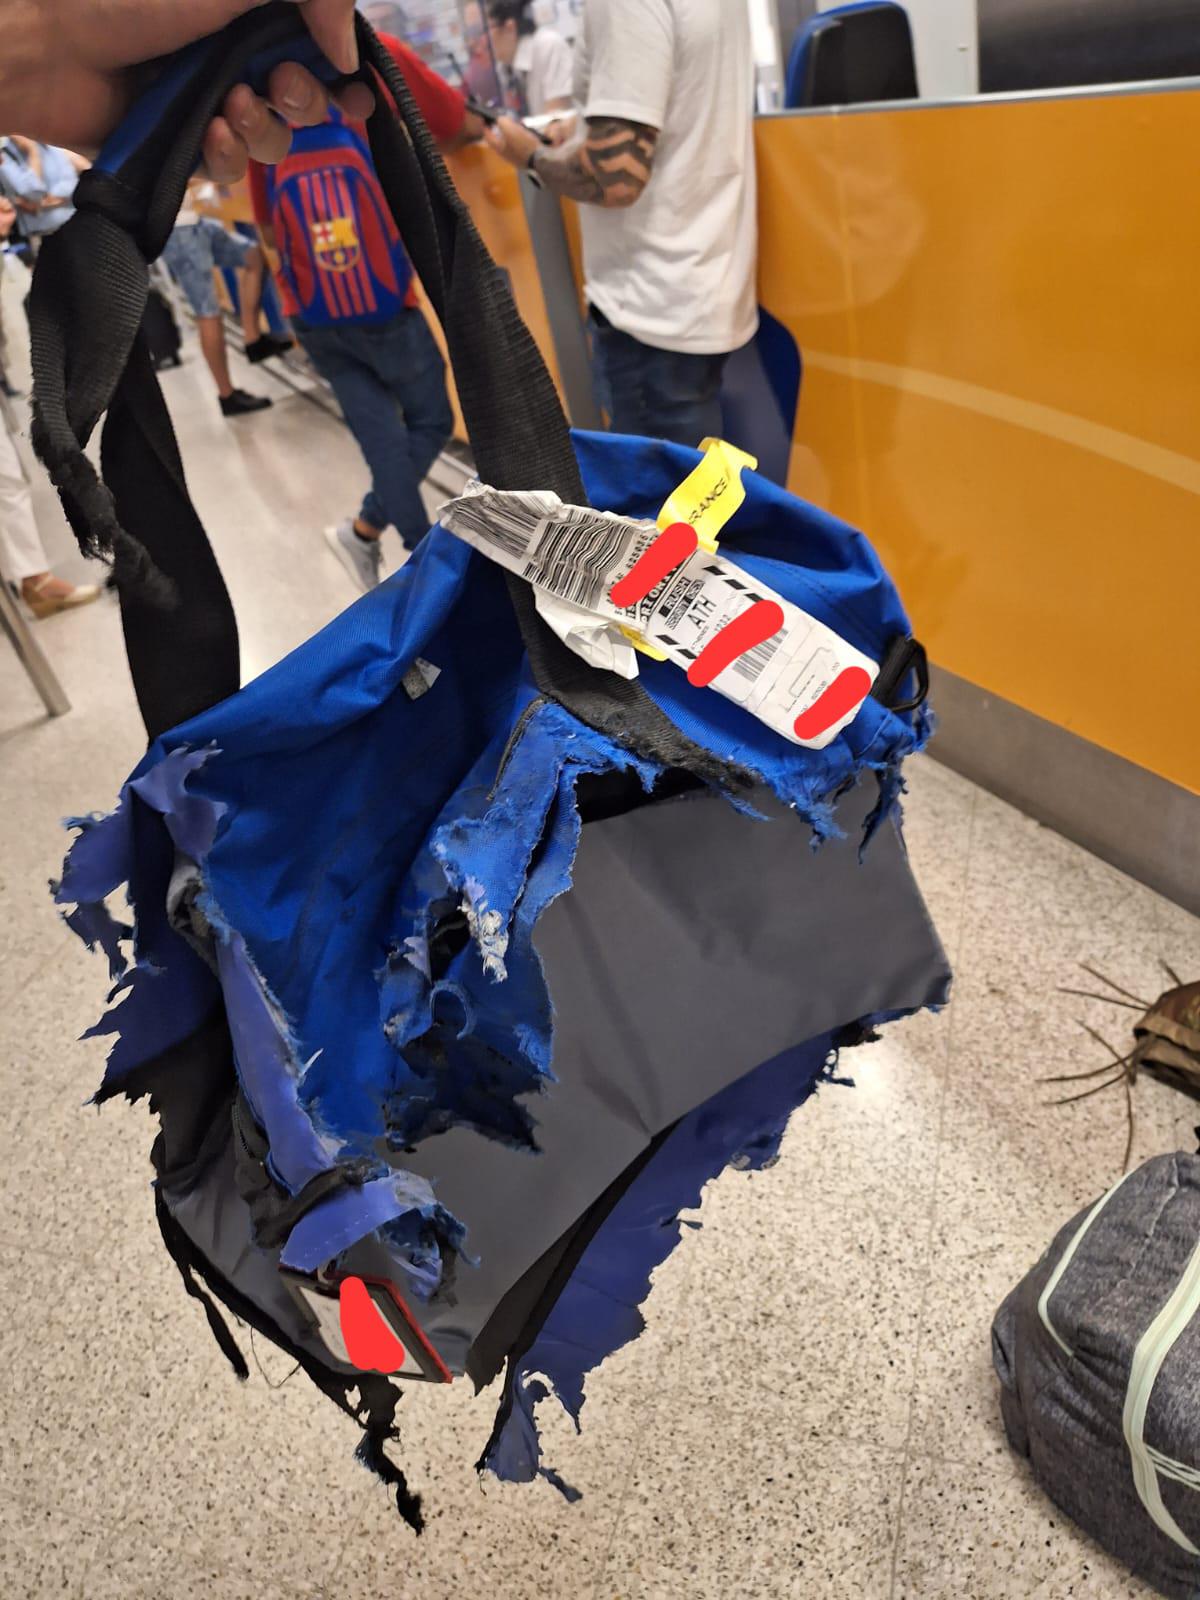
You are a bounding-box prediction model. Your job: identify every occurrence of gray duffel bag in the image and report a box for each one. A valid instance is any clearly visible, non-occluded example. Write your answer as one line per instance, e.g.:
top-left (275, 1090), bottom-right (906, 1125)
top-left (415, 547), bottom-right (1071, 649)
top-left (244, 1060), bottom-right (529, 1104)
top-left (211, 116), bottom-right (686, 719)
top-left (994, 1152), bottom-right (1200, 1599)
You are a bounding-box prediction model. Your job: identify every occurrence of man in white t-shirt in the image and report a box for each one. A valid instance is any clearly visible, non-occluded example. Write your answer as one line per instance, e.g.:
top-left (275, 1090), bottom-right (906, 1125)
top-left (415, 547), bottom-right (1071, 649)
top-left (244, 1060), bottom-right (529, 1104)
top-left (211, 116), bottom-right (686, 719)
top-left (484, 0), bottom-right (575, 117)
top-left (485, 0), bottom-right (758, 448)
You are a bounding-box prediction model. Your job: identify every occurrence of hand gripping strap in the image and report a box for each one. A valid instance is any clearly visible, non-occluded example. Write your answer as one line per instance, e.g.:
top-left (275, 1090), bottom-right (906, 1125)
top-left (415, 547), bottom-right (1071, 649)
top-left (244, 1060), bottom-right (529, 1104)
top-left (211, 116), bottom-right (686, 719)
top-left (28, 3), bottom-right (748, 784)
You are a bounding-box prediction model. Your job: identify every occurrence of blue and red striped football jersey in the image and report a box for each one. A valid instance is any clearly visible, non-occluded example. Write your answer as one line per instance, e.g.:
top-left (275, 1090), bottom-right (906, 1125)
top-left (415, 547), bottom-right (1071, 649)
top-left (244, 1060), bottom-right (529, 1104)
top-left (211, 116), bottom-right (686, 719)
top-left (265, 111), bottom-right (414, 327)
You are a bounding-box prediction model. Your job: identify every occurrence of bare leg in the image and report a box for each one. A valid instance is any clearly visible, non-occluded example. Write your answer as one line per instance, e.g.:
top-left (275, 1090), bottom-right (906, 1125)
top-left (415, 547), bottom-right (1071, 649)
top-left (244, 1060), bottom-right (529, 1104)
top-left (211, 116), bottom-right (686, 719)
top-left (238, 245), bottom-right (265, 345)
top-left (197, 315), bottom-right (234, 399)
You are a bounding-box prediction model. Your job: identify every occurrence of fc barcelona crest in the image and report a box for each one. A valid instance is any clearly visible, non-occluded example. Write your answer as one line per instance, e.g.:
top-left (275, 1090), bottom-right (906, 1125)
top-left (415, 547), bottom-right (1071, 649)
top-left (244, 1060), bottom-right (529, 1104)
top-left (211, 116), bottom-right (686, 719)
top-left (311, 215), bottom-right (361, 273)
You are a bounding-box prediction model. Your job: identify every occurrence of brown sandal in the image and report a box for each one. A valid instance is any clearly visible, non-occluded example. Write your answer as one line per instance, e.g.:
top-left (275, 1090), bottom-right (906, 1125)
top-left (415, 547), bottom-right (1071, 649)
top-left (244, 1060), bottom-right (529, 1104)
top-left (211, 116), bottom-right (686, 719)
top-left (22, 574), bottom-right (102, 620)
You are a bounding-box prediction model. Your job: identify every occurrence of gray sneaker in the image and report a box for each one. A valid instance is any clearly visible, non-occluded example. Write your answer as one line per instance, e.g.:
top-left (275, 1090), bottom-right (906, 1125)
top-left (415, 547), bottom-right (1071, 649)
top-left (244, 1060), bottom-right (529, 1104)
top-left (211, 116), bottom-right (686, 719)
top-left (325, 520), bottom-right (383, 593)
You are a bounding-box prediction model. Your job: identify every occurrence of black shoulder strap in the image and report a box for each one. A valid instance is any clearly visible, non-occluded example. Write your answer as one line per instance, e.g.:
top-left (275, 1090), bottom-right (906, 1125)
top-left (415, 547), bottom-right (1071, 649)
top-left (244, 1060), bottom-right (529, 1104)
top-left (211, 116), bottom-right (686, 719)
top-left (357, 32), bottom-right (750, 786)
top-left (27, 4), bottom-right (747, 784)
top-left (27, 4), bottom-right (315, 738)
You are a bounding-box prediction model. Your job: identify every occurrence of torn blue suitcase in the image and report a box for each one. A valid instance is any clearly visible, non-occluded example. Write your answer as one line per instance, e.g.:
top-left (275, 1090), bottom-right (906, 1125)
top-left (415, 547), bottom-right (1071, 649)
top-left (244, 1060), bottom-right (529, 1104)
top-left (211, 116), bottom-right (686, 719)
top-left (32, 5), bottom-right (950, 1527)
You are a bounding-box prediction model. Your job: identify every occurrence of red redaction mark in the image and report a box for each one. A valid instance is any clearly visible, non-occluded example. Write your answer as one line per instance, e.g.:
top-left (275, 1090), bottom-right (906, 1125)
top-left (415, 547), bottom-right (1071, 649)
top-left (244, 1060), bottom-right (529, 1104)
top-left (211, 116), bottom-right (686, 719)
top-left (793, 666), bottom-right (873, 741)
top-left (602, 519), bottom-right (872, 742)
top-left (609, 521), bottom-right (698, 609)
top-left (339, 1275), bottom-right (406, 1373)
top-left (687, 600), bottom-right (785, 689)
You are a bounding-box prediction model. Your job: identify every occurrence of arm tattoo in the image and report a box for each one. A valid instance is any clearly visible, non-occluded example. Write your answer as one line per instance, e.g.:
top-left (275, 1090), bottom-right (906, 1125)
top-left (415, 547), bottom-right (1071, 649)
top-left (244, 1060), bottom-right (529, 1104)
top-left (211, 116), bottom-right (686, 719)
top-left (531, 116), bottom-right (658, 208)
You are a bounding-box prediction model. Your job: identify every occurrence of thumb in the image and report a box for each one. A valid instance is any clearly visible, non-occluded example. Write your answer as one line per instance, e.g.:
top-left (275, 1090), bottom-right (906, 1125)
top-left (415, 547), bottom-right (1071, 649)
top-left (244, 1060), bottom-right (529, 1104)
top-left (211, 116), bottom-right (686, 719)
top-left (297, 0), bottom-right (358, 74)
top-left (88, 0), bottom-right (357, 75)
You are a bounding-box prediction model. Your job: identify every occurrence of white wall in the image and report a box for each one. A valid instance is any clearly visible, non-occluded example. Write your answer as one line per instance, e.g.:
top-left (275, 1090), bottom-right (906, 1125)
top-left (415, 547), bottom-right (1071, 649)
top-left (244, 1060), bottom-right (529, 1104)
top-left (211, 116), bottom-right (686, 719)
top-left (748, 0), bottom-right (786, 107)
top-left (817, 0), bottom-right (980, 98)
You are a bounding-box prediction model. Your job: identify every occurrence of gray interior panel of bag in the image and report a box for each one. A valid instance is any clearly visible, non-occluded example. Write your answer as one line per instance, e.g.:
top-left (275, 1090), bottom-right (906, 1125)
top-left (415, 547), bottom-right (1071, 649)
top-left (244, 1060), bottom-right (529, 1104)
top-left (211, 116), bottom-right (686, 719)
top-left (167, 779), bottom-right (949, 1383)
top-left (381, 780), bottom-right (950, 1372)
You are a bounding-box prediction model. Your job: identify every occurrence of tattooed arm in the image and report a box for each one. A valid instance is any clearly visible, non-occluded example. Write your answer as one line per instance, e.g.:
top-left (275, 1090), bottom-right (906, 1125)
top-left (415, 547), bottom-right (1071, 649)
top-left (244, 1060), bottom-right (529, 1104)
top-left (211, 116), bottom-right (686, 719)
top-left (487, 114), bottom-right (659, 208)
top-left (534, 116), bottom-right (658, 207)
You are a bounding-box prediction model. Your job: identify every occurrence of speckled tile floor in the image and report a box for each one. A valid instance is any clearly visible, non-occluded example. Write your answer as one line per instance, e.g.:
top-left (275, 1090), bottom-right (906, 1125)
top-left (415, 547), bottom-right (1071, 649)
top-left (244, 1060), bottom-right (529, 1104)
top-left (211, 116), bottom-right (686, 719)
top-left (1, 305), bottom-right (1197, 1600)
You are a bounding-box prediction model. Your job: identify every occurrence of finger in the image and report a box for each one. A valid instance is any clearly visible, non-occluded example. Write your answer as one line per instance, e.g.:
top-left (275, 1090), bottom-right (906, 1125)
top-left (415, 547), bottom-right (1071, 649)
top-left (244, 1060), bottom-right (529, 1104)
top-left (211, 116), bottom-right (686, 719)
top-left (334, 82), bottom-right (377, 123)
top-left (265, 62), bottom-right (332, 127)
top-left (266, 68), bottom-right (373, 139)
top-left (300, 0), bottom-right (359, 75)
top-left (223, 84), bottom-right (292, 164)
top-left (201, 116), bottom-right (250, 185)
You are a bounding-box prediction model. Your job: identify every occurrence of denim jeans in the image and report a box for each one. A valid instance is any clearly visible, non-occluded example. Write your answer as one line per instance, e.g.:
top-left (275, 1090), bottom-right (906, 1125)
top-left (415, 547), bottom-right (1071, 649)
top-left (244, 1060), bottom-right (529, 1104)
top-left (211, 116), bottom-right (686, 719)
top-left (588, 308), bottom-right (729, 449)
top-left (163, 219), bottom-right (254, 320)
top-left (295, 309), bottom-right (453, 548)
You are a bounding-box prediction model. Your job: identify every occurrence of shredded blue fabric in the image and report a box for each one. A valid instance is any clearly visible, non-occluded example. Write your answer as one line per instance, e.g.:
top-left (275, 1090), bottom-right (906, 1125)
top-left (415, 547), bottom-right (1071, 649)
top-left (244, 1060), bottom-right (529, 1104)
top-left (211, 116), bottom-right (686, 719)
top-left (54, 431), bottom-right (931, 1303)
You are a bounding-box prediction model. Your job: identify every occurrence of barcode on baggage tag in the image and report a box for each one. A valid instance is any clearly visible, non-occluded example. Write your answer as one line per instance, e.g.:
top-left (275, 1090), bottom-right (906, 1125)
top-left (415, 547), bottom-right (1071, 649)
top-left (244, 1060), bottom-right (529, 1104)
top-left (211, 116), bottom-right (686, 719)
top-left (532, 510), bottom-right (627, 610)
top-left (730, 630), bottom-right (782, 684)
top-left (449, 498), bottom-right (536, 561)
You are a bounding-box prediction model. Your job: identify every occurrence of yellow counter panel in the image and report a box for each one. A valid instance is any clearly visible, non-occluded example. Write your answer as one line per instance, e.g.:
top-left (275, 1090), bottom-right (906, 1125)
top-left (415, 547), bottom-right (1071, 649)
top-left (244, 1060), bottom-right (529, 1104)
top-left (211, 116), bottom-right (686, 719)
top-left (756, 88), bottom-right (1200, 793)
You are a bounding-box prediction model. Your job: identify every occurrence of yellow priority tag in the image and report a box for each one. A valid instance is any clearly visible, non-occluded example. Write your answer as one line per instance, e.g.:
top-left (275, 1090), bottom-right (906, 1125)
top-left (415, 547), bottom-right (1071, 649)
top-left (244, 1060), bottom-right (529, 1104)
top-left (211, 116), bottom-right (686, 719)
top-left (618, 623), bottom-right (668, 661)
top-left (657, 437), bottom-right (758, 553)
top-left (620, 437), bottom-right (758, 660)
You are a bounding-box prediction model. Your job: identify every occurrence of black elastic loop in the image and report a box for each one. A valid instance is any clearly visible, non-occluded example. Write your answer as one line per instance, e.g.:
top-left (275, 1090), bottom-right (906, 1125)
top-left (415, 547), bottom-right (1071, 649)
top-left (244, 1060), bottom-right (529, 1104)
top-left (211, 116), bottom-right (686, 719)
top-left (871, 635), bottom-right (929, 716)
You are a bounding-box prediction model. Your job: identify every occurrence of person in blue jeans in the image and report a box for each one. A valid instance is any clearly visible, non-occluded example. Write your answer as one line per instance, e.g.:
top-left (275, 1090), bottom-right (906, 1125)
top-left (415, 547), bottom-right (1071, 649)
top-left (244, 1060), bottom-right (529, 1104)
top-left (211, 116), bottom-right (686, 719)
top-left (294, 309), bottom-right (454, 578)
top-left (249, 35), bottom-right (478, 591)
top-left (585, 304), bottom-right (728, 447)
